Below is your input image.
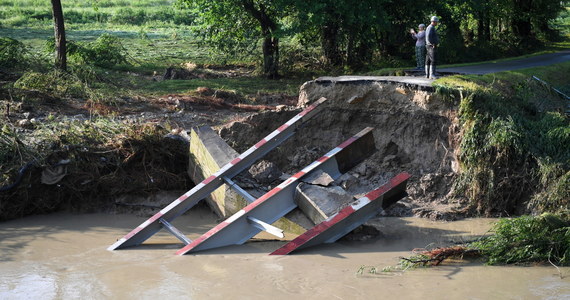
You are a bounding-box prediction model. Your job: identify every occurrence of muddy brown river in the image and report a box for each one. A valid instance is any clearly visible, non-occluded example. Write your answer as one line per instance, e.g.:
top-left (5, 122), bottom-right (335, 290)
top-left (1, 206), bottom-right (568, 299)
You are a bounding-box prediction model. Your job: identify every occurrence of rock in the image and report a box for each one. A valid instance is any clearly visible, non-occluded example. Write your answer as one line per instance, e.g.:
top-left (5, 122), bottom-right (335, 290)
top-left (17, 119), bottom-right (33, 129)
top-left (353, 163), bottom-right (368, 176)
top-left (295, 183), bottom-right (355, 224)
top-left (383, 154), bottom-right (397, 163)
top-left (336, 173), bottom-right (359, 190)
top-left (301, 169), bottom-right (334, 186)
top-left (248, 160), bottom-right (282, 184)
top-left (288, 147), bottom-right (321, 170)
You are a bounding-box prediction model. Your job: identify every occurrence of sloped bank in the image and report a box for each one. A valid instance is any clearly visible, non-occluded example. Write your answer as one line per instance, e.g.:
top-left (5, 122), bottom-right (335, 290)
top-left (218, 69), bottom-right (569, 219)
top-left (219, 77), bottom-right (465, 220)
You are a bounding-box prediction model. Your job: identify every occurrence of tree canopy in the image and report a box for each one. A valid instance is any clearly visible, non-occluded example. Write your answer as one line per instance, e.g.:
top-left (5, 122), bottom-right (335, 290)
top-left (178, 0), bottom-right (567, 75)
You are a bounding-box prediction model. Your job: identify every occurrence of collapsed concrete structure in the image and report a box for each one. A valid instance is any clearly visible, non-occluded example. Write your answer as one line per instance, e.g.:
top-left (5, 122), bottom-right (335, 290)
top-left (219, 76), bottom-right (462, 219)
top-left (109, 76), bottom-right (460, 255)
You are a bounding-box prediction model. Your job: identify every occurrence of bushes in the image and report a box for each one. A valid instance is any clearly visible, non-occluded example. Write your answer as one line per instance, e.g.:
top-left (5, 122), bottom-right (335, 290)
top-left (0, 37), bottom-right (30, 70)
top-left (441, 65), bottom-right (570, 216)
top-left (472, 214), bottom-right (570, 265)
top-left (14, 70), bottom-right (89, 99)
top-left (85, 34), bottom-right (129, 67)
top-left (46, 33), bottom-right (129, 68)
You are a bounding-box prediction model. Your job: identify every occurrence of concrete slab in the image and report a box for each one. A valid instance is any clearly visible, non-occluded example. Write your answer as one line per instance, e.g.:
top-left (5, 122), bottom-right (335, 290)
top-left (295, 183), bottom-right (355, 224)
top-left (188, 126), bottom-right (242, 217)
top-left (314, 75), bottom-right (434, 90)
top-left (271, 172), bottom-right (411, 255)
top-left (300, 169), bottom-right (334, 186)
top-left (188, 126), bottom-right (311, 234)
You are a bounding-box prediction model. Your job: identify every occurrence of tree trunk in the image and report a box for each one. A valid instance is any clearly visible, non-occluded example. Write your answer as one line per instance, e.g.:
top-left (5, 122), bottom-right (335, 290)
top-left (478, 15), bottom-right (491, 42)
top-left (477, 18), bottom-right (484, 42)
top-left (51, 0), bottom-right (66, 71)
top-left (241, 0), bottom-right (279, 79)
top-left (321, 22), bottom-right (343, 67)
top-left (320, 6), bottom-right (343, 68)
top-left (511, 0), bottom-right (533, 39)
top-left (262, 35), bottom-right (279, 79)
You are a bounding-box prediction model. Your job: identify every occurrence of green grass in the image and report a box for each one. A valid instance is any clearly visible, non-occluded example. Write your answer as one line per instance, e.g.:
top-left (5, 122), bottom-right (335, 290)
top-left (434, 62), bottom-right (570, 216)
top-left (0, 0), bottom-right (251, 71)
top-left (138, 76), bottom-right (308, 96)
top-left (472, 214), bottom-right (570, 266)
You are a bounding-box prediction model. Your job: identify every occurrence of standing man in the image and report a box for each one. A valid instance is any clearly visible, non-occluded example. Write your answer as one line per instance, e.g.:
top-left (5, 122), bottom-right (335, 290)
top-left (410, 24), bottom-right (426, 70)
top-left (425, 16), bottom-right (440, 79)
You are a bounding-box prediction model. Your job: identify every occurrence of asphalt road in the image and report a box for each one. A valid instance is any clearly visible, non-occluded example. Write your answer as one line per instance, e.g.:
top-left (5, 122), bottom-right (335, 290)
top-left (314, 50), bottom-right (570, 88)
top-left (438, 50), bottom-right (570, 75)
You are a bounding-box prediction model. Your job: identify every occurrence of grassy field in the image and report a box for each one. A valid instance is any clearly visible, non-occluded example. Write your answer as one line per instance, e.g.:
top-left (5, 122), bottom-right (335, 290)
top-left (1, 1), bottom-right (569, 97)
top-left (0, 0), bottom-right (316, 97)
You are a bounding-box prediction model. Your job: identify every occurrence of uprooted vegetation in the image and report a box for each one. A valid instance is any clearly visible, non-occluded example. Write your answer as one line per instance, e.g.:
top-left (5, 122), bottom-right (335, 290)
top-left (357, 213), bottom-right (569, 273)
top-left (0, 119), bottom-right (190, 221)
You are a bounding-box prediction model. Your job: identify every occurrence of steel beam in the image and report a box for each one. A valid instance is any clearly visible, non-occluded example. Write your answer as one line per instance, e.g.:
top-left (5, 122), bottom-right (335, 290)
top-left (176, 127), bottom-right (376, 255)
top-left (159, 218), bottom-right (192, 245)
top-left (108, 97), bottom-right (327, 250)
top-left (223, 176), bottom-right (257, 203)
top-left (247, 216), bottom-right (284, 238)
top-left (270, 172), bottom-right (410, 255)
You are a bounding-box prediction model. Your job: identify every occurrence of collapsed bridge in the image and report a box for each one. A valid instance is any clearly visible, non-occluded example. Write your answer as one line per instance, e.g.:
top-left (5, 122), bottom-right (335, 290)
top-left (109, 76), bottom-right (458, 254)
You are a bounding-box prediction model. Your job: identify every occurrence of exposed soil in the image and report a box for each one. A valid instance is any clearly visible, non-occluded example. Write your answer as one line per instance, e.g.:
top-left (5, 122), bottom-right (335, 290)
top-left (1, 69), bottom-right (468, 221)
top-left (217, 78), bottom-right (469, 220)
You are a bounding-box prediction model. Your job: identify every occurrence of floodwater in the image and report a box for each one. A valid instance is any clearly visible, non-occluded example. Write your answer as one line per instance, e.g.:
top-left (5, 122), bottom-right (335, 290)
top-left (1, 206), bottom-right (569, 299)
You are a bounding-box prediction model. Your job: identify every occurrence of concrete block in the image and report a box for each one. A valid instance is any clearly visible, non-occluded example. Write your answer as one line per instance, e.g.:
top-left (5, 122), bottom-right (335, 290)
top-left (187, 126), bottom-right (310, 234)
top-left (188, 126), bottom-right (242, 217)
top-left (295, 183), bottom-right (355, 224)
top-left (301, 169), bottom-right (334, 186)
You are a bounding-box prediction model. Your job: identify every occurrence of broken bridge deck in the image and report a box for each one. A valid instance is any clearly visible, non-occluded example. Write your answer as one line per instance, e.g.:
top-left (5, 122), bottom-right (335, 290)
top-left (176, 127), bottom-right (376, 255)
top-left (271, 172), bottom-right (410, 255)
top-left (108, 98), bottom-right (327, 251)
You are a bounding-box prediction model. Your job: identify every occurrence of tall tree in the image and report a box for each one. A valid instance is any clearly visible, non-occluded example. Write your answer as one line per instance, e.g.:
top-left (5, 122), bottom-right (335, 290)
top-left (290, 0), bottom-right (392, 69)
top-left (179, 0), bottom-right (287, 79)
top-left (51, 0), bottom-right (67, 71)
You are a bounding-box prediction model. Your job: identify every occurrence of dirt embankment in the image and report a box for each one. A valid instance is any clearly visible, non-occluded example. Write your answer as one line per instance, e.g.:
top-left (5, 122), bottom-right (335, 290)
top-left (218, 78), bottom-right (466, 220)
top-left (0, 76), bottom-right (296, 221)
top-left (2, 73), bottom-right (466, 221)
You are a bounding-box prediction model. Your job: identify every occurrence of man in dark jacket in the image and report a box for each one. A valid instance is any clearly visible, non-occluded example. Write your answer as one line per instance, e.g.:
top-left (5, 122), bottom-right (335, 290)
top-left (425, 16), bottom-right (440, 79)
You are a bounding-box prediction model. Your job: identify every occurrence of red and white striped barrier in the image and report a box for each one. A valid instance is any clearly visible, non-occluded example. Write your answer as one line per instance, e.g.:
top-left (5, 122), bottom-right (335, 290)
top-left (108, 97), bottom-right (328, 251)
top-left (176, 127), bottom-right (376, 255)
top-left (270, 172), bottom-right (410, 255)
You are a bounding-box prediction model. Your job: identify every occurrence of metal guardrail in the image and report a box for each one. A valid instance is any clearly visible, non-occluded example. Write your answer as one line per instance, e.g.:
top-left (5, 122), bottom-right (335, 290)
top-left (176, 127), bottom-right (376, 255)
top-left (532, 76), bottom-right (570, 115)
top-left (108, 98), bottom-right (328, 251)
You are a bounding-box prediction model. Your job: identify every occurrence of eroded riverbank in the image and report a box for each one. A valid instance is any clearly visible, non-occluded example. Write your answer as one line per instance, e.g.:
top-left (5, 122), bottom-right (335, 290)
top-left (1, 207), bottom-right (568, 299)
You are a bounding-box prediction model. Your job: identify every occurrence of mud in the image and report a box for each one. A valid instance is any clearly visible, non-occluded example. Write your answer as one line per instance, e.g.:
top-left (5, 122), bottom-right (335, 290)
top-left (218, 80), bottom-right (463, 219)
top-left (1, 206), bottom-right (569, 299)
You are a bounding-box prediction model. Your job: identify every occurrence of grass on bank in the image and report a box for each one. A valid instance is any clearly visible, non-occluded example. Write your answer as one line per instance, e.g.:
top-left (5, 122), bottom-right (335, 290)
top-left (434, 62), bottom-right (569, 216)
